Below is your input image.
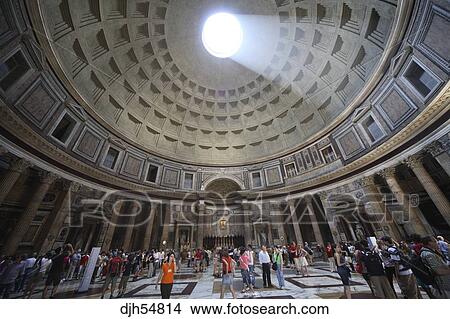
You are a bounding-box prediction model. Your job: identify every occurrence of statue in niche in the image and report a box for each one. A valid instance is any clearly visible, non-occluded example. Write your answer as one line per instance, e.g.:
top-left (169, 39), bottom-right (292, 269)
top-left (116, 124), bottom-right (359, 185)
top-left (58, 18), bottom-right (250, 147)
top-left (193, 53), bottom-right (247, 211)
top-left (180, 229), bottom-right (188, 244)
top-left (355, 226), bottom-right (365, 241)
top-left (259, 232), bottom-right (267, 245)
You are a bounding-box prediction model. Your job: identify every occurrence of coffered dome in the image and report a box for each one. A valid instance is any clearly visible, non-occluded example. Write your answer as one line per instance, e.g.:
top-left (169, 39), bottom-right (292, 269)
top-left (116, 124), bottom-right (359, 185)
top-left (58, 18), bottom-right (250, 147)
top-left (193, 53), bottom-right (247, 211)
top-left (34, 0), bottom-right (399, 165)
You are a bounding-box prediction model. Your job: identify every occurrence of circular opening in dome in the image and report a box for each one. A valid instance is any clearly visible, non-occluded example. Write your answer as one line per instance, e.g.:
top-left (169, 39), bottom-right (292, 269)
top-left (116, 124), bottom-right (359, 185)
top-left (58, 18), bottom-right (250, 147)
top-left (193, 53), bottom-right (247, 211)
top-left (202, 13), bottom-right (243, 58)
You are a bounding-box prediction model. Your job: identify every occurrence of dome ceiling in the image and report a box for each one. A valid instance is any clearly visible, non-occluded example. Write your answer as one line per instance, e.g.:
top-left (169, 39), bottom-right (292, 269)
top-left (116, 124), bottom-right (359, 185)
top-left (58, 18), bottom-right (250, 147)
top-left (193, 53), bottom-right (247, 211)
top-left (35, 0), bottom-right (398, 165)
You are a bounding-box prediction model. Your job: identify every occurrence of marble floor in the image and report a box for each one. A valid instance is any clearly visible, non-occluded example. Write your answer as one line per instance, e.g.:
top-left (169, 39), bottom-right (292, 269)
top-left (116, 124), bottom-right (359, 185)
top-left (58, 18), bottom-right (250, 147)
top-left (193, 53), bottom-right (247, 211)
top-left (10, 261), bottom-right (410, 299)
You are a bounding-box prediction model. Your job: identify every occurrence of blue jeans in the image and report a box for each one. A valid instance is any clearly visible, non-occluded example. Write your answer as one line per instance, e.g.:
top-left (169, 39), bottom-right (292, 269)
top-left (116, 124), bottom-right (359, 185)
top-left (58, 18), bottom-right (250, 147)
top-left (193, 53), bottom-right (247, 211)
top-left (241, 269), bottom-right (251, 286)
top-left (248, 265), bottom-right (256, 286)
top-left (275, 266), bottom-right (284, 288)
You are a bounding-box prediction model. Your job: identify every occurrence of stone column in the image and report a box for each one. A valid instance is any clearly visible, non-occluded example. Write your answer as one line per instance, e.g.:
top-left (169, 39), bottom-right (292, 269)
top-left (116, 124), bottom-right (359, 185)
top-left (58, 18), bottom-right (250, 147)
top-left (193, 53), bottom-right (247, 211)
top-left (405, 155), bottom-right (450, 227)
top-left (378, 167), bottom-right (431, 236)
top-left (2, 171), bottom-right (57, 255)
top-left (122, 201), bottom-right (140, 252)
top-left (267, 222), bottom-right (273, 244)
top-left (242, 201), bottom-right (253, 245)
top-left (102, 198), bottom-right (125, 252)
top-left (0, 158), bottom-right (32, 205)
top-left (174, 220), bottom-right (180, 250)
top-left (36, 181), bottom-right (81, 254)
top-left (319, 192), bottom-right (341, 244)
top-left (196, 202), bottom-right (206, 248)
top-left (425, 139), bottom-right (450, 177)
top-left (189, 225), bottom-right (194, 249)
top-left (142, 203), bottom-right (158, 250)
top-left (305, 196), bottom-right (324, 246)
top-left (288, 199), bottom-right (304, 245)
top-left (356, 176), bottom-right (403, 240)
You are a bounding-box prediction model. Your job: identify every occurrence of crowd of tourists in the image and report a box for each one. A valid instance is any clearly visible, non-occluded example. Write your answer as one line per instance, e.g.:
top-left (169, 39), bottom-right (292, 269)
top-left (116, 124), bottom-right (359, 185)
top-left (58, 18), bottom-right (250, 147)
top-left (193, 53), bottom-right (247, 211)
top-left (0, 244), bottom-right (176, 299)
top-left (209, 234), bottom-right (449, 299)
top-left (0, 234), bottom-right (448, 299)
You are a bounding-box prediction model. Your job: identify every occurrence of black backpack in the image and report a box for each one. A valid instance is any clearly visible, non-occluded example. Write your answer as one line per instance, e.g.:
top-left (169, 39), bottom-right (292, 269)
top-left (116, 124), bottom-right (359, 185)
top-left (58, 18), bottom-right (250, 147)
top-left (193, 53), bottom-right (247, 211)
top-left (409, 249), bottom-right (436, 286)
top-left (361, 250), bottom-right (385, 276)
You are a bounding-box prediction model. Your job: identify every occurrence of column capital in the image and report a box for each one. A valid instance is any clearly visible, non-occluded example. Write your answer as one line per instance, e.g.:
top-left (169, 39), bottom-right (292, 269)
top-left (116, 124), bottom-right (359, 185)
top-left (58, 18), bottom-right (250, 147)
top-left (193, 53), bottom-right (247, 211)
top-left (355, 175), bottom-right (376, 188)
top-left (9, 158), bottom-right (32, 173)
top-left (378, 166), bottom-right (397, 180)
top-left (318, 191), bottom-right (329, 201)
top-left (71, 182), bottom-right (83, 193)
top-left (424, 140), bottom-right (447, 157)
top-left (55, 179), bottom-right (72, 191)
top-left (404, 154), bottom-right (424, 169)
top-left (38, 171), bottom-right (58, 185)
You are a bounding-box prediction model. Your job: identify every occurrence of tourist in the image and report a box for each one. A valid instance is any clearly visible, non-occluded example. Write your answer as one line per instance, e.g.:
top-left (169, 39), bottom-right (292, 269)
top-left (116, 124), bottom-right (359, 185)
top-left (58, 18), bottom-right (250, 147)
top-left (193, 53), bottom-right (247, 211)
top-left (335, 245), bottom-right (351, 299)
top-left (304, 242), bottom-right (314, 265)
top-left (239, 247), bottom-right (254, 295)
top-left (24, 252), bottom-right (52, 299)
top-left (92, 252), bottom-right (103, 283)
top-left (272, 246), bottom-right (285, 290)
top-left (436, 236), bottom-right (449, 265)
top-left (78, 252), bottom-right (89, 279)
top-left (0, 256), bottom-right (24, 299)
top-left (420, 236), bottom-right (450, 298)
top-left (396, 241), bottom-right (419, 298)
top-left (326, 243), bottom-right (336, 272)
top-left (213, 249), bottom-right (220, 277)
top-left (174, 250), bottom-right (181, 272)
top-left (157, 252), bottom-right (176, 299)
top-left (259, 245), bottom-right (272, 288)
top-left (220, 249), bottom-right (236, 299)
top-left (288, 242), bottom-right (297, 271)
top-left (118, 253), bottom-right (134, 298)
top-left (378, 238), bottom-right (398, 298)
top-left (354, 242), bottom-right (374, 295)
top-left (187, 250), bottom-right (192, 268)
top-left (132, 251), bottom-right (142, 281)
top-left (194, 248), bottom-right (202, 273)
top-left (289, 242), bottom-right (302, 275)
top-left (100, 251), bottom-right (122, 299)
top-left (17, 253), bottom-right (36, 292)
top-left (298, 244), bottom-right (309, 277)
top-left (360, 242), bottom-right (396, 299)
top-left (42, 245), bottom-right (72, 299)
top-left (66, 249), bottom-right (81, 280)
top-left (282, 246), bottom-right (289, 267)
top-left (347, 243), bottom-right (356, 272)
top-left (152, 250), bottom-right (159, 277)
top-left (246, 245), bottom-right (256, 288)
top-left (147, 250), bottom-right (155, 278)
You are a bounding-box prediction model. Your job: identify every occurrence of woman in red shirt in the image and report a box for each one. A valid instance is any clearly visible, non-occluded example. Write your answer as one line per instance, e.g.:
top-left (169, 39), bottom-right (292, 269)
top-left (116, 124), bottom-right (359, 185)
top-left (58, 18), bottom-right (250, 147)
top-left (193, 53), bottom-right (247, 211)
top-left (157, 252), bottom-right (176, 299)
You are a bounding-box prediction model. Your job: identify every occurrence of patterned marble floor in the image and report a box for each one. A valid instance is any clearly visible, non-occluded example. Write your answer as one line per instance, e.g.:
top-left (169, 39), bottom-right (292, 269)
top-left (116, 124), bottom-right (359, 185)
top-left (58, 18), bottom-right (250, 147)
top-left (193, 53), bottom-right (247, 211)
top-left (10, 261), bottom-right (409, 299)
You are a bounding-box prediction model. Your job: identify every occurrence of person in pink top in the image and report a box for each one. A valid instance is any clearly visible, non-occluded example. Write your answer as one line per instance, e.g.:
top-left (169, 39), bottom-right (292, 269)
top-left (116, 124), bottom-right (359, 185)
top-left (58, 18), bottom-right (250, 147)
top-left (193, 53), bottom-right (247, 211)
top-left (239, 247), bottom-right (255, 295)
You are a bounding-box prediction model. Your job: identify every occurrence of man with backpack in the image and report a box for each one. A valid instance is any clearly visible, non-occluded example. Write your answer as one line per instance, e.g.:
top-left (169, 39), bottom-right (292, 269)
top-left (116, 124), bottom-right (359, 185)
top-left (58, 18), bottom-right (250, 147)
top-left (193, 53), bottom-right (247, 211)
top-left (360, 243), bottom-right (396, 298)
top-left (100, 251), bottom-right (123, 299)
top-left (420, 236), bottom-right (450, 298)
top-left (382, 237), bottom-right (418, 298)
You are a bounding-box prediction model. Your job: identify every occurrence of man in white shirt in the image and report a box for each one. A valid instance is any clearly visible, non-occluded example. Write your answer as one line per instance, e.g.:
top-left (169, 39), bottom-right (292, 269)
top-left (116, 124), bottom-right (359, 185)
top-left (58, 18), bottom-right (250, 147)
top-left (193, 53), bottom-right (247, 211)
top-left (258, 246), bottom-right (272, 288)
top-left (18, 253), bottom-right (37, 292)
